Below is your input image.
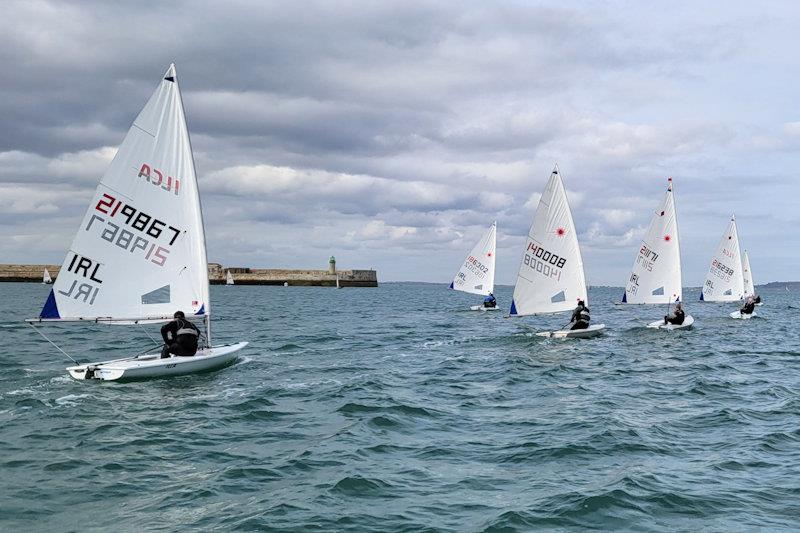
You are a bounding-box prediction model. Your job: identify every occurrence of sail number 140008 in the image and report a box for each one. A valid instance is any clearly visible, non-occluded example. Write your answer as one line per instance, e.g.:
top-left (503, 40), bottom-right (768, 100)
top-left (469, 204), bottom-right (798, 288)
top-left (523, 243), bottom-right (565, 281)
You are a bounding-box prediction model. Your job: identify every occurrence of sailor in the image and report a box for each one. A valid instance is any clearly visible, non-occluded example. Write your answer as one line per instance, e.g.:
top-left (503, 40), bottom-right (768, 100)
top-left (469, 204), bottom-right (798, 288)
top-left (740, 296), bottom-right (756, 316)
top-left (483, 292), bottom-right (497, 308)
top-left (160, 311), bottom-right (200, 358)
top-left (664, 302), bottom-right (685, 325)
top-left (570, 300), bottom-right (590, 330)
top-left (753, 294), bottom-right (762, 304)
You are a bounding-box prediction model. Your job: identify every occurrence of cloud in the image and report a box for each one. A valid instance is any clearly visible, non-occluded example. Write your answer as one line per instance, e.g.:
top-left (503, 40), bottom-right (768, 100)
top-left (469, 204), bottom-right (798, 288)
top-left (0, 1), bottom-right (798, 283)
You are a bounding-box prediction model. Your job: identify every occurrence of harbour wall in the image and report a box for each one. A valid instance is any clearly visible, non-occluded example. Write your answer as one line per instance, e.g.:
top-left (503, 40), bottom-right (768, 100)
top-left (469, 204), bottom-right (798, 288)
top-left (0, 263), bottom-right (378, 287)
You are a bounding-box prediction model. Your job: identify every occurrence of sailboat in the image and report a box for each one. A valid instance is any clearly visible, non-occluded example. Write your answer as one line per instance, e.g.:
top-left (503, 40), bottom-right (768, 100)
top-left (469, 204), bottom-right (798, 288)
top-left (449, 221), bottom-right (498, 311)
top-left (226, 270), bottom-right (234, 285)
top-left (701, 214), bottom-right (745, 308)
top-left (26, 64), bottom-right (248, 381)
top-left (508, 165), bottom-right (604, 338)
top-left (621, 178), bottom-right (694, 330)
top-left (336, 274), bottom-right (342, 288)
top-left (741, 249), bottom-right (762, 305)
top-left (42, 268), bottom-right (52, 285)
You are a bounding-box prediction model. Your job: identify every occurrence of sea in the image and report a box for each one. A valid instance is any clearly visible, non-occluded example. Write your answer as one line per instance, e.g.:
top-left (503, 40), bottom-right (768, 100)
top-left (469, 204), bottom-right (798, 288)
top-left (2, 282), bottom-right (799, 532)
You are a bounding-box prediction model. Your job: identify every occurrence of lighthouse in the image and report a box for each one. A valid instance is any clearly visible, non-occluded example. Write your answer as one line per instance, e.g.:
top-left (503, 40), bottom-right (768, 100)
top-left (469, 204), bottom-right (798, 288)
top-left (328, 256), bottom-right (336, 274)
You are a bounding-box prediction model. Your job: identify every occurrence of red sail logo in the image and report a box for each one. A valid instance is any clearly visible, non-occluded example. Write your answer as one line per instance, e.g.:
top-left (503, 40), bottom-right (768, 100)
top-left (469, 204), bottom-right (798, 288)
top-left (138, 163), bottom-right (181, 196)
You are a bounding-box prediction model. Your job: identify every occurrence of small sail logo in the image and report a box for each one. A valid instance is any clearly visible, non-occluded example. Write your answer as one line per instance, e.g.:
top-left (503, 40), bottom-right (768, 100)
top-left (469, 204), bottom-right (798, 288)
top-left (138, 163), bottom-right (181, 196)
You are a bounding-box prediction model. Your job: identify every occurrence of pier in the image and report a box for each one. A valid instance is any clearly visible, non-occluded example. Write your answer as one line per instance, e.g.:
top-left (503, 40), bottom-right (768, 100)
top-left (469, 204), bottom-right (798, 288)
top-left (0, 258), bottom-right (378, 287)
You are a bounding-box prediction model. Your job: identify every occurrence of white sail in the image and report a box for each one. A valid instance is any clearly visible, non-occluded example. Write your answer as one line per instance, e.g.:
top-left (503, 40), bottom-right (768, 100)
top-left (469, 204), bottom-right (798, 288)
top-left (37, 64), bottom-right (210, 322)
top-left (623, 178), bottom-right (682, 304)
top-left (742, 250), bottom-right (755, 297)
top-left (510, 166), bottom-right (587, 316)
top-left (701, 215), bottom-right (744, 302)
top-left (42, 268), bottom-right (52, 284)
top-left (450, 221), bottom-right (496, 296)
top-left (226, 270), bottom-right (234, 285)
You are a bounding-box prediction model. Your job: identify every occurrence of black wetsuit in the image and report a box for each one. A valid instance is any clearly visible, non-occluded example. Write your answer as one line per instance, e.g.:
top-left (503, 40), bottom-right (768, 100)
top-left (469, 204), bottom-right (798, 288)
top-left (570, 304), bottom-right (590, 330)
top-left (741, 301), bottom-right (756, 315)
top-left (665, 308), bottom-right (685, 325)
top-left (484, 295), bottom-right (497, 308)
top-left (161, 318), bottom-right (200, 358)
top-left (754, 295), bottom-right (761, 304)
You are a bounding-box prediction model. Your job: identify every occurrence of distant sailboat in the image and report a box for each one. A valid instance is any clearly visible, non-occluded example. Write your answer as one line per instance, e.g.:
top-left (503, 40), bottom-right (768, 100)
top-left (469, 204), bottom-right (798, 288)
top-left (621, 178), bottom-right (694, 329)
top-left (701, 215), bottom-right (744, 302)
top-left (27, 64), bottom-right (248, 381)
top-left (336, 274), bottom-right (341, 288)
top-left (742, 250), bottom-right (755, 297)
top-left (509, 165), bottom-right (604, 338)
top-left (226, 270), bottom-right (234, 285)
top-left (42, 268), bottom-right (52, 285)
top-left (450, 221), bottom-right (497, 311)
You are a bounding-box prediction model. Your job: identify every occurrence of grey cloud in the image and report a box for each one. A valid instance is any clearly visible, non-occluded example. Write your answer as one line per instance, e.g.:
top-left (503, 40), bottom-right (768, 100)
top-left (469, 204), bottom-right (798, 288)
top-left (0, 1), bottom-right (797, 283)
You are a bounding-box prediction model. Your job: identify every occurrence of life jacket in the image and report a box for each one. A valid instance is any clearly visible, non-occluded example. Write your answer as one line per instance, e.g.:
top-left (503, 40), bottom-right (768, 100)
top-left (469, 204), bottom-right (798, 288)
top-left (175, 319), bottom-right (199, 346)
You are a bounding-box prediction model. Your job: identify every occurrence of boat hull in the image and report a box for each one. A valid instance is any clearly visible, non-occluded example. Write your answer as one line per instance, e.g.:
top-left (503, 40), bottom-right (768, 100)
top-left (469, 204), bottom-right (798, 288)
top-left (67, 342), bottom-right (248, 381)
top-left (470, 305), bottom-right (501, 312)
top-left (647, 314), bottom-right (695, 330)
top-left (730, 311), bottom-right (756, 320)
top-left (536, 324), bottom-right (605, 339)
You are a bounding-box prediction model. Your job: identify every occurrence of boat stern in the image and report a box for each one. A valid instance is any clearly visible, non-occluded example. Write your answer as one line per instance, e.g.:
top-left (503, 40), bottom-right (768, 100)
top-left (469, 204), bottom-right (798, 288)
top-left (66, 364), bottom-right (124, 381)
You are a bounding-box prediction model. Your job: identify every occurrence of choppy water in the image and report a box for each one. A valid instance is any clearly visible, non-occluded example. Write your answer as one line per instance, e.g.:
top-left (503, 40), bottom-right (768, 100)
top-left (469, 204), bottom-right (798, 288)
top-left (2, 282), bottom-right (800, 531)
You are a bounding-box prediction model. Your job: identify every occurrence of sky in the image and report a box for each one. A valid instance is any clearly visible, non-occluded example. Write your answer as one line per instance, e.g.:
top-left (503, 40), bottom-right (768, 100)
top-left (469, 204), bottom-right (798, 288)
top-left (1, 0), bottom-right (799, 285)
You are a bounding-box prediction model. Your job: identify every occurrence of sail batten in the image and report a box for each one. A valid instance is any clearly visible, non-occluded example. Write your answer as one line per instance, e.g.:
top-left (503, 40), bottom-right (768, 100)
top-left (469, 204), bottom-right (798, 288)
top-left (701, 215), bottom-right (744, 302)
top-left (510, 167), bottom-right (588, 316)
top-left (35, 65), bottom-right (209, 321)
top-left (450, 221), bottom-right (496, 296)
top-left (623, 179), bottom-right (682, 304)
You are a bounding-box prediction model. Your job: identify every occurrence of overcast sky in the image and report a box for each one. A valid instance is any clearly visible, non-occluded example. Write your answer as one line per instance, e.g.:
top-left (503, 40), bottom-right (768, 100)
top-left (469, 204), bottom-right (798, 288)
top-left (1, 1), bottom-right (798, 285)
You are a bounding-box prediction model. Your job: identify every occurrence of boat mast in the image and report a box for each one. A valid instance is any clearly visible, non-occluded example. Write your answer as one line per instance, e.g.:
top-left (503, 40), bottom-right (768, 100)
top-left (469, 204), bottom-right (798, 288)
top-left (174, 64), bottom-right (212, 347)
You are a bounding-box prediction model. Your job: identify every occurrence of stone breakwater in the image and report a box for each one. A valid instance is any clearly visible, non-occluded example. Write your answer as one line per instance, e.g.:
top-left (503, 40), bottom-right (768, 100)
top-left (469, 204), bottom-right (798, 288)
top-left (0, 263), bottom-right (378, 287)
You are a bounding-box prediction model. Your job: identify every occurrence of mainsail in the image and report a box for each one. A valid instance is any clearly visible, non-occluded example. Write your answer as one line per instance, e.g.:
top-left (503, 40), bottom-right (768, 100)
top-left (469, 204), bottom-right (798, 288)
top-left (226, 270), bottom-right (234, 285)
top-left (450, 221), bottom-right (496, 296)
top-left (623, 178), bottom-right (682, 304)
top-left (510, 166), bottom-right (587, 316)
top-left (43, 268), bottom-right (52, 284)
top-left (37, 64), bottom-right (210, 322)
top-left (742, 249), bottom-right (755, 297)
top-left (700, 215), bottom-right (744, 302)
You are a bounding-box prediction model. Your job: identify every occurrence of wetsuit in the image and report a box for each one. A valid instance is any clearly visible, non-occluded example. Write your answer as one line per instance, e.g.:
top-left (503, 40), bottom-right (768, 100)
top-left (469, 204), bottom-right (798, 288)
top-left (665, 308), bottom-right (685, 325)
top-left (570, 304), bottom-right (590, 330)
top-left (754, 295), bottom-right (761, 304)
top-left (161, 318), bottom-right (200, 358)
top-left (740, 301), bottom-right (756, 315)
top-left (483, 294), bottom-right (497, 308)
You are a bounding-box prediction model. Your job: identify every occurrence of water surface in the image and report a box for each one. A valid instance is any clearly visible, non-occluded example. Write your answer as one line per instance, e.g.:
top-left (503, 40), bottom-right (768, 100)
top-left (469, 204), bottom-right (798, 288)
top-left (2, 283), bottom-right (799, 531)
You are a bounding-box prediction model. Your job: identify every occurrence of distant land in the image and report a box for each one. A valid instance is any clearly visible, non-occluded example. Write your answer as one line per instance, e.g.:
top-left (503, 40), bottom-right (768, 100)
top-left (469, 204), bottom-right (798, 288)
top-left (761, 281), bottom-right (800, 289)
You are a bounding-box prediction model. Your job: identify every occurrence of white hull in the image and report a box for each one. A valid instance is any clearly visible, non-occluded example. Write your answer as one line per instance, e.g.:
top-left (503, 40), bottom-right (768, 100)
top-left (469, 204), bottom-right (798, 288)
top-left (536, 324), bottom-right (605, 339)
top-left (470, 305), bottom-right (501, 312)
top-left (730, 311), bottom-right (755, 320)
top-left (67, 342), bottom-right (248, 381)
top-left (647, 314), bottom-right (695, 330)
